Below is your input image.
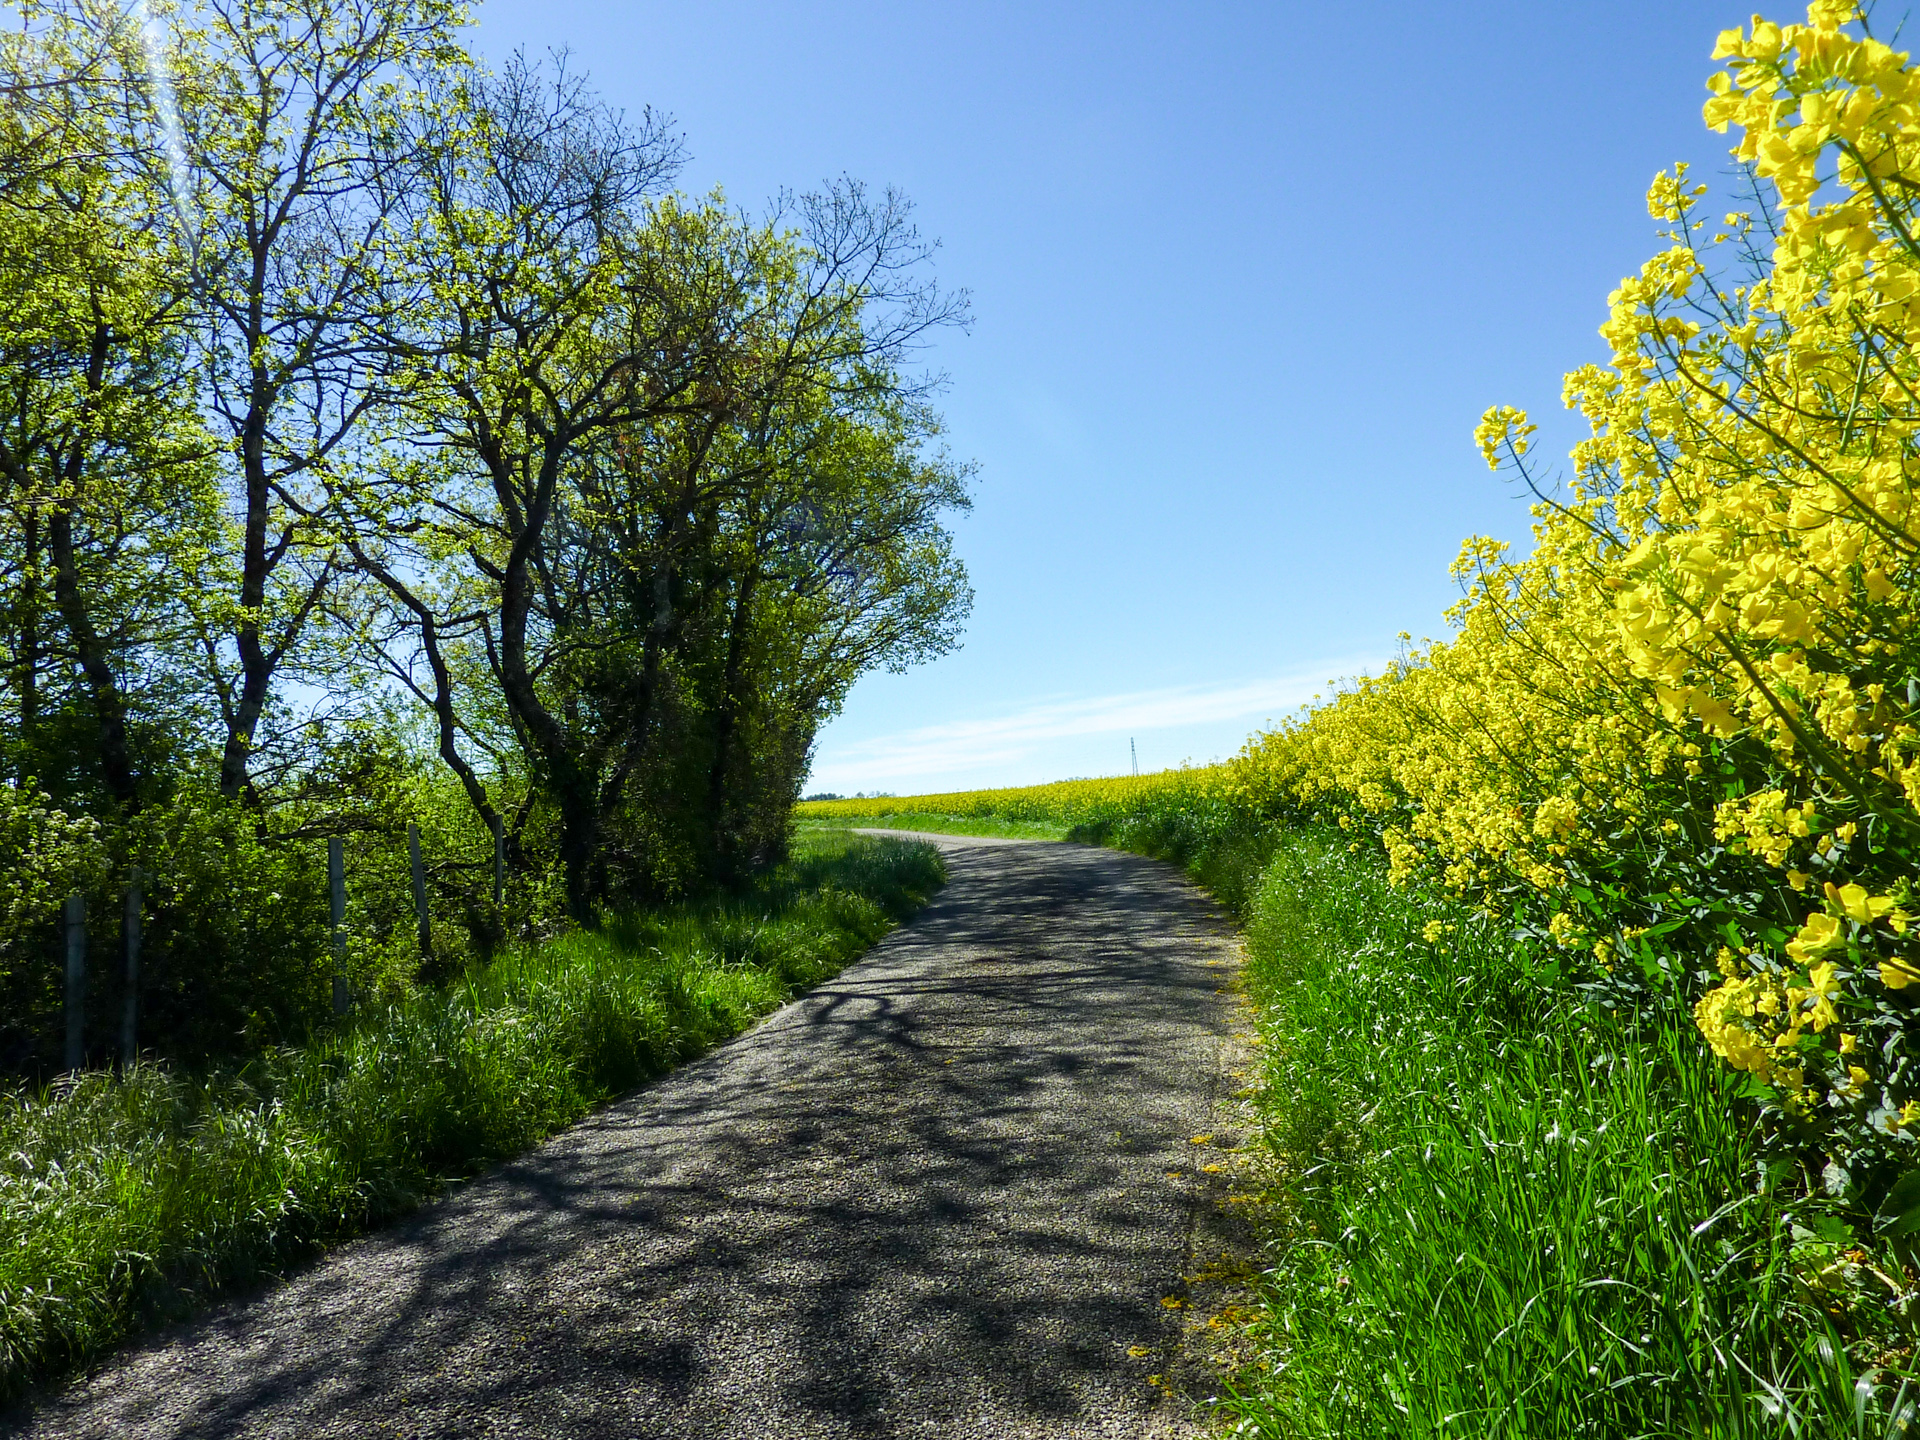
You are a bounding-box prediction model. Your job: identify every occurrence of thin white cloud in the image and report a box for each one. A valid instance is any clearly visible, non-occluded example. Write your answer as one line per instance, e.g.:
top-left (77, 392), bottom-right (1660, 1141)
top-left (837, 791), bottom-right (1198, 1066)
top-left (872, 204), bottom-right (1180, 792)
top-left (810, 653), bottom-right (1387, 791)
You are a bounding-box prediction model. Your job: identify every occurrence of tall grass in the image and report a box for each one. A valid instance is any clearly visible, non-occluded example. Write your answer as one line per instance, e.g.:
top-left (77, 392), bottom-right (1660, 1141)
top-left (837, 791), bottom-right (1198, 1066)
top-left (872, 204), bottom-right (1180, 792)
top-left (0, 832), bottom-right (944, 1401)
top-left (1217, 831), bottom-right (1916, 1439)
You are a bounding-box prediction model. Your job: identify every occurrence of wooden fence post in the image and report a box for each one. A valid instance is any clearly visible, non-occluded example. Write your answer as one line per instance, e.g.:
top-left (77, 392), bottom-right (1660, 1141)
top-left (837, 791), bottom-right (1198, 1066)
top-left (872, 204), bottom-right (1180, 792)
top-left (122, 868), bottom-right (142, 1065)
top-left (329, 836), bottom-right (348, 1015)
top-left (408, 822), bottom-right (431, 960)
top-left (63, 892), bottom-right (85, 1071)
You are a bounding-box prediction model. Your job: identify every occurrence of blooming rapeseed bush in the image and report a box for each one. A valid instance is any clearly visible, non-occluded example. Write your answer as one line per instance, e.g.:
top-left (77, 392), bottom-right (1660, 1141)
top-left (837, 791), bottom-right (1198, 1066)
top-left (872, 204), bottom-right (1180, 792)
top-left (1224, 2), bottom-right (1920, 1199)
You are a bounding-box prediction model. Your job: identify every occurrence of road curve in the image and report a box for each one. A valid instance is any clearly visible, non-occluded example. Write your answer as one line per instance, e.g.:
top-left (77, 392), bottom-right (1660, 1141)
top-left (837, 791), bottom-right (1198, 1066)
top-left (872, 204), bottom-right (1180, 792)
top-left (6, 835), bottom-right (1241, 1440)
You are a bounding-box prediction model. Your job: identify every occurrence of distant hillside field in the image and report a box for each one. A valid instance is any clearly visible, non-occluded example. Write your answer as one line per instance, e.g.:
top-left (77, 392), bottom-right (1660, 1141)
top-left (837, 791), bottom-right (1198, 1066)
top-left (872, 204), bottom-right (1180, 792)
top-left (795, 771), bottom-right (1213, 829)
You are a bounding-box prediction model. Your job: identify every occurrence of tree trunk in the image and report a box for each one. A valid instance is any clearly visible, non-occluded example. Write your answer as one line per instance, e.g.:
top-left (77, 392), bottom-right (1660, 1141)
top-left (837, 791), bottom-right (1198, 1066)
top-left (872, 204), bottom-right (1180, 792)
top-left (218, 370), bottom-right (273, 801)
top-left (705, 568), bottom-right (758, 884)
top-left (46, 499), bottom-right (138, 810)
top-left (19, 505), bottom-right (37, 743)
top-left (493, 451), bottom-right (605, 924)
top-left (351, 541), bottom-right (504, 838)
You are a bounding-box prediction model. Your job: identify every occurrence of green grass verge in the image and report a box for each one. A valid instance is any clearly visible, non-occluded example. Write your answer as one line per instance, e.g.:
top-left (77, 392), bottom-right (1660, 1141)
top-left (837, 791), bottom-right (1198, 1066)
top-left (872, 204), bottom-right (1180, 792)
top-left (0, 831), bottom-right (944, 1402)
top-left (799, 811), bottom-right (1070, 841)
top-left (1216, 831), bottom-right (1911, 1437)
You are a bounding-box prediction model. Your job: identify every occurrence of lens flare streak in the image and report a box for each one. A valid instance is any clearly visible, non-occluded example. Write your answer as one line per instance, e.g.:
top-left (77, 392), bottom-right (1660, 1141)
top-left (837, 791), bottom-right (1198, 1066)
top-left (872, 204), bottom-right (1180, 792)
top-left (129, 0), bottom-right (194, 242)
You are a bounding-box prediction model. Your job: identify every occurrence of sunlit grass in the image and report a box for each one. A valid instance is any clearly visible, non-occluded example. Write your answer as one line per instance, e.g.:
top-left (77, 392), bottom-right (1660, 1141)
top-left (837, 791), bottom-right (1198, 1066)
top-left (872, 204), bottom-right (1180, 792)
top-left (0, 833), bottom-right (944, 1400)
top-left (799, 811), bottom-right (1070, 841)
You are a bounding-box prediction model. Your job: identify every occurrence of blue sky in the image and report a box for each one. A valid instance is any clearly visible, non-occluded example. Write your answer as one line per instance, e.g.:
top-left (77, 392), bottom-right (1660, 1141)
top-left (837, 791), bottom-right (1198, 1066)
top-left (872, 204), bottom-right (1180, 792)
top-left (470, 0), bottom-right (1764, 794)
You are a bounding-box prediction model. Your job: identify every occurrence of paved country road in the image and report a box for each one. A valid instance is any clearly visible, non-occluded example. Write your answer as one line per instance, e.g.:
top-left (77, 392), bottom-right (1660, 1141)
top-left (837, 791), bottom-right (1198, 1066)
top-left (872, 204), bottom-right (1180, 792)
top-left (4, 835), bottom-right (1244, 1440)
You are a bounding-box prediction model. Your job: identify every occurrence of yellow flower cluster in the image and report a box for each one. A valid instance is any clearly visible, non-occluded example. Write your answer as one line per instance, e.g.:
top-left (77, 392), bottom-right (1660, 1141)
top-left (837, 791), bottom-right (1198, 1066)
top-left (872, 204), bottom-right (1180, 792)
top-left (1715, 789), bottom-right (1814, 867)
top-left (1223, 4), bottom-right (1920, 1164)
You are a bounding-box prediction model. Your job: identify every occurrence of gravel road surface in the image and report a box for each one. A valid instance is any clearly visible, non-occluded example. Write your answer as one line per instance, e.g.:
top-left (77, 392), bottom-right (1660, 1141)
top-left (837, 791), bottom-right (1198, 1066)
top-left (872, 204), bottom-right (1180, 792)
top-left (6, 834), bottom-right (1242, 1440)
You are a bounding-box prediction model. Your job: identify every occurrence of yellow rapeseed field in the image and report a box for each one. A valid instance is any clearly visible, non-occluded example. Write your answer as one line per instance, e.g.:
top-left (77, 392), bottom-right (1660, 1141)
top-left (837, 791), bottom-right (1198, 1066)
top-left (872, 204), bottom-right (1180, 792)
top-left (796, 769), bottom-right (1218, 827)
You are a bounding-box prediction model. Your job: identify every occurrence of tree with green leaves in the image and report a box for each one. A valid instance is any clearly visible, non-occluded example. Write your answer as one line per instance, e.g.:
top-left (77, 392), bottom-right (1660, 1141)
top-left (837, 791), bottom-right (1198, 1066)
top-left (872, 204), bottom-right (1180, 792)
top-left (0, 9), bottom-right (221, 812)
top-left (352, 58), bottom-right (970, 916)
top-left (164, 0), bottom-right (467, 803)
top-left (0, 10), bottom-right (974, 1070)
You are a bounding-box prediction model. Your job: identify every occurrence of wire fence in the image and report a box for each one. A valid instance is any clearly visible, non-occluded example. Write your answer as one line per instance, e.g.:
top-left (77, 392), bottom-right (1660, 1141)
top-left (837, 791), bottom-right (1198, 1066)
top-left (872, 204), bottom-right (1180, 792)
top-left (54, 823), bottom-right (506, 1071)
